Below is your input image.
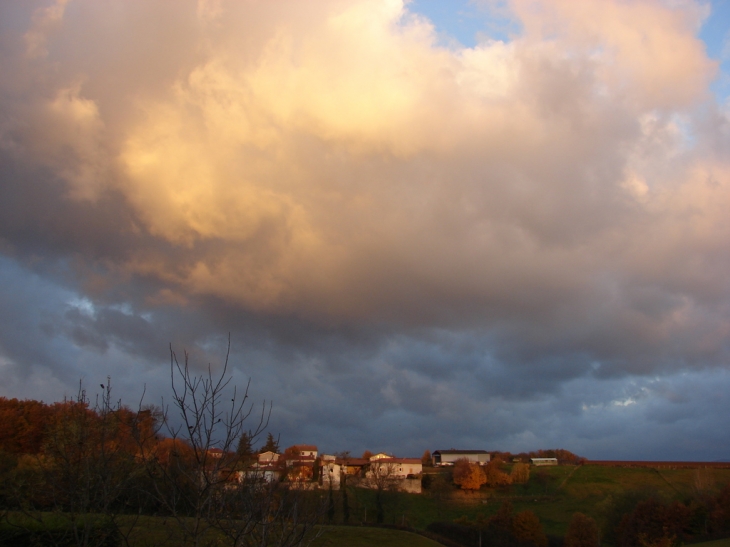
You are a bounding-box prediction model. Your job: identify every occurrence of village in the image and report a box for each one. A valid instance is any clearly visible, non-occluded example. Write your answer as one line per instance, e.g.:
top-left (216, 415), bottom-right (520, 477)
top-left (227, 443), bottom-right (559, 494)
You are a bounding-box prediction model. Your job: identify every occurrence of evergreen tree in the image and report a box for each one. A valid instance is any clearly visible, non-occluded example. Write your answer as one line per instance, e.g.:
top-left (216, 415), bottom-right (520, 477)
top-left (236, 432), bottom-right (253, 459)
top-left (260, 432), bottom-right (279, 453)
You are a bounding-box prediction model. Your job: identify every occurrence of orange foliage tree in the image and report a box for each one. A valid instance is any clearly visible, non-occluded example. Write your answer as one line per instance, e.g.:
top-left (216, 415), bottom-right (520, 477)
top-left (510, 462), bottom-right (530, 484)
top-left (0, 398), bottom-right (52, 454)
top-left (453, 458), bottom-right (486, 491)
top-left (484, 460), bottom-right (512, 487)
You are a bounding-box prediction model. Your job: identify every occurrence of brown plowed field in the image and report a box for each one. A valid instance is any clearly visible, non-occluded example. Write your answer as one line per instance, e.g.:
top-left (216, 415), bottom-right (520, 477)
top-left (586, 460), bottom-right (730, 469)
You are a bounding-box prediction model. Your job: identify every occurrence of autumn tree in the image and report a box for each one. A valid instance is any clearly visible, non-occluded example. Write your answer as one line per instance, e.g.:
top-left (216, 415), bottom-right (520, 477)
top-left (8, 380), bottom-right (148, 547)
top-left (450, 501), bottom-right (549, 547)
top-left (565, 512), bottom-right (601, 547)
top-left (362, 450), bottom-right (373, 460)
top-left (484, 460), bottom-right (512, 487)
top-left (513, 510), bottom-right (548, 547)
top-left (485, 500), bottom-right (515, 547)
top-left (615, 497), bottom-right (690, 547)
top-left (421, 450), bottom-right (432, 467)
top-left (510, 462), bottom-right (530, 484)
top-left (0, 397), bottom-right (52, 454)
top-left (453, 458), bottom-right (486, 491)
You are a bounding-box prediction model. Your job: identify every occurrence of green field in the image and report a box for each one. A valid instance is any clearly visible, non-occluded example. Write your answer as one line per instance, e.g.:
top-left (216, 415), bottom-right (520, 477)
top-left (693, 540), bottom-right (730, 547)
top-left (3, 464), bottom-right (729, 546)
top-left (311, 526), bottom-right (442, 547)
top-left (336, 464), bottom-right (730, 537)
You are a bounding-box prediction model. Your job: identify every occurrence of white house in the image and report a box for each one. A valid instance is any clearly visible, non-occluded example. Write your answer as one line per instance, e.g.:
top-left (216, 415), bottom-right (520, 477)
top-left (258, 451), bottom-right (280, 463)
top-left (321, 459), bottom-right (341, 488)
top-left (239, 465), bottom-right (281, 483)
top-left (368, 458), bottom-right (422, 479)
top-left (290, 444), bottom-right (318, 458)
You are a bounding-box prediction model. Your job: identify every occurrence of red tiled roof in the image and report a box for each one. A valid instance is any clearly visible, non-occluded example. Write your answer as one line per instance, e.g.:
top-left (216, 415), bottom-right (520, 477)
top-left (337, 458), bottom-right (369, 466)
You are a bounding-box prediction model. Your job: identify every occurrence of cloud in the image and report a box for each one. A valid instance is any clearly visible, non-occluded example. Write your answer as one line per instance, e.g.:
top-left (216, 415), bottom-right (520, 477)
top-left (0, 0), bottom-right (729, 459)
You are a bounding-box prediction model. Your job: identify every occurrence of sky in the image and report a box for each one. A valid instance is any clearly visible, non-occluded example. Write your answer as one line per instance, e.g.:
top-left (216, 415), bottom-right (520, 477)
top-left (1, 0), bottom-right (730, 462)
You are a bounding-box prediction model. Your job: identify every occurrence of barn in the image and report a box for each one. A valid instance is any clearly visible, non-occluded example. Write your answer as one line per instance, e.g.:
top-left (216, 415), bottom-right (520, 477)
top-left (432, 450), bottom-right (490, 466)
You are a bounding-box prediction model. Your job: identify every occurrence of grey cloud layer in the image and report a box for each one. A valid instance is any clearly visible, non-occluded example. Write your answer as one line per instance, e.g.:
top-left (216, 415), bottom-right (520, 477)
top-left (0, 0), bottom-right (729, 459)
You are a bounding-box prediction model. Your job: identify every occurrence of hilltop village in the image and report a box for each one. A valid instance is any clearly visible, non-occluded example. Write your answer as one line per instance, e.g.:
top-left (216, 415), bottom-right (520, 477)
top-left (232, 438), bottom-right (569, 494)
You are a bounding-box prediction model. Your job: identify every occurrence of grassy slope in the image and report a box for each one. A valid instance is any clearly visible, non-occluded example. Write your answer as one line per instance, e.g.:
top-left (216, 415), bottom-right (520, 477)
top-left (373, 465), bottom-right (730, 536)
top-left (692, 540), bottom-right (730, 547)
top-left (4, 465), bottom-right (728, 545)
top-left (311, 526), bottom-right (442, 547)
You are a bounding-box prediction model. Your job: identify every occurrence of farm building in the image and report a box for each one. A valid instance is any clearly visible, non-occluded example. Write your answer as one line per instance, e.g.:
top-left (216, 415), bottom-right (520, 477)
top-left (531, 457), bottom-right (558, 466)
top-left (432, 450), bottom-right (490, 466)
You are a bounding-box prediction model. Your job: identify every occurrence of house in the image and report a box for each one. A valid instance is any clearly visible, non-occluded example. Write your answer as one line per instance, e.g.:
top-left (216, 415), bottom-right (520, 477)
top-left (207, 448), bottom-right (225, 459)
top-left (432, 450), bottom-right (490, 466)
top-left (369, 452), bottom-right (394, 461)
top-left (338, 457), bottom-right (369, 475)
top-left (258, 451), bottom-right (280, 464)
top-left (321, 459), bottom-right (341, 488)
top-left (531, 457), bottom-right (558, 466)
top-left (239, 465), bottom-right (281, 484)
top-left (286, 462), bottom-right (314, 482)
top-left (368, 457), bottom-right (422, 479)
top-left (289, 444), bottom-right (318, 458)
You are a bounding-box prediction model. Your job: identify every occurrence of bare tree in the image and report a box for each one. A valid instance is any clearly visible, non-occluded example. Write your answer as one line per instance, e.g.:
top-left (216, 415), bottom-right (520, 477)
top-left (336, 452), bottom-right (351, 524)
top-left (363, 459), bottom-right (399, 524)
top-left (211, 474), bottom-right (324, 547)
top-left (143, 336), bottom-right (323, 546)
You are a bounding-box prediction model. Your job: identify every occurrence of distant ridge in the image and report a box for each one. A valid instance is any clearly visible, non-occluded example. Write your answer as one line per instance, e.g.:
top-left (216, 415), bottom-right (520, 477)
top-left (587, 460), bottom-right (730, 468)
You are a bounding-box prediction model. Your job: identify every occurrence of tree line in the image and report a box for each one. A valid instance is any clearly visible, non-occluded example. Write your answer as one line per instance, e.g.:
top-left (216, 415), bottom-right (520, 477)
top-left (0, 342), bottom-right (325, 547)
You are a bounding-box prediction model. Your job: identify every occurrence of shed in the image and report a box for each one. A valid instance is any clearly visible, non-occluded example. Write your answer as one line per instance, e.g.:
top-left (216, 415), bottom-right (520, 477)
top-left (530, 458), bottom-right (558, 466)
